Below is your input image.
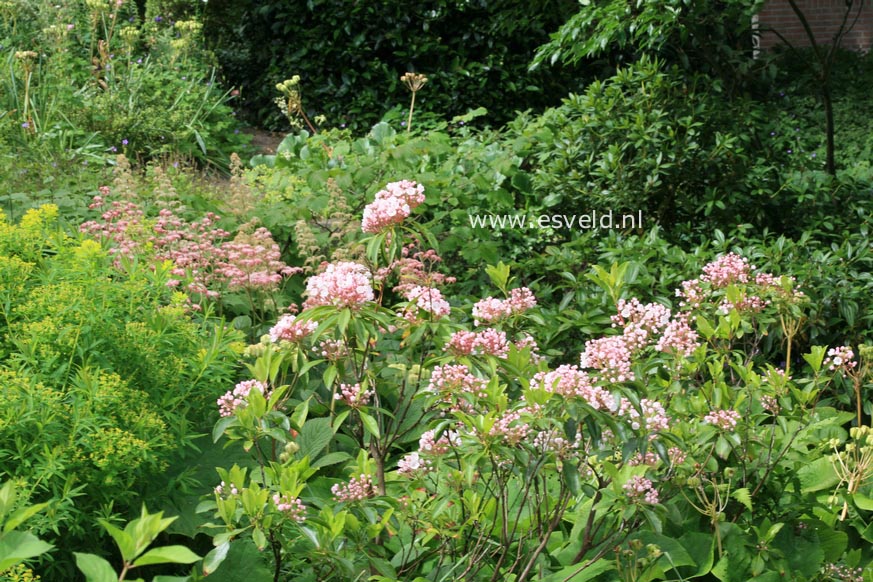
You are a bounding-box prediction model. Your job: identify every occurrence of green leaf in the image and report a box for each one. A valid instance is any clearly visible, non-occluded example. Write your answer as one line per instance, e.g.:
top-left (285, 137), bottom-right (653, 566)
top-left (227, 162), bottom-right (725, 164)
top-left (133, 545), bottom-right (200, 566)
top-left (312, 451), bottom-right (352, 469)
top-left (360, 411), bottom-right (380, 438)
top-left (485, 262), bottom-right (511, 291)
top-left (292, 398), bottom-right (310, 429)
top-left (98, 519), bottom-right (136, 562)
top-left (798, 456), bottom-right (839, 493)
top-left (252, 527), bottom-right (267, 551)
top-left (854, 492), bottom-right (873, 511)
top-left (3, 501), bottom-right (50, 533)
top-left (213, 416), bottom-right (239, 443)
top-left (732, 487), bottom-right (752, 512)
top-left (0, 532), bottom-right (53, 571)
top-left (297, 417), bottom-right (333, 460)
top-left (74, 552), bottom-right (118, 582)
top-left (203, 541), bottom-right (230, 575)
top-left (541, 558), bottom-right (614, 582)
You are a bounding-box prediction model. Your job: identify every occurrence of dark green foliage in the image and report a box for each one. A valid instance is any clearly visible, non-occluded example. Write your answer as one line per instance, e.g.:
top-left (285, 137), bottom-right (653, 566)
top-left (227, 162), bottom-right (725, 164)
top-left (532, 0), bottom-right (770, 95)
top-left (203, 0), bottom-right (583, 130)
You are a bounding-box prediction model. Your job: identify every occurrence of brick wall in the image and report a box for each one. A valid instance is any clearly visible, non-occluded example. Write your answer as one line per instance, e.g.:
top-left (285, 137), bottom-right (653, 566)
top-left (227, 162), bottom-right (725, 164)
top-left (756, 0), bottom-right (873, 52)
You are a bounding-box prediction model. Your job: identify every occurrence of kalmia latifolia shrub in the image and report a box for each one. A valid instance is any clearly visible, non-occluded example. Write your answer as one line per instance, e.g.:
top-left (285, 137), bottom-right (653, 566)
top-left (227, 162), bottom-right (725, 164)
top-left (198, 179), bottom-right (873, 581)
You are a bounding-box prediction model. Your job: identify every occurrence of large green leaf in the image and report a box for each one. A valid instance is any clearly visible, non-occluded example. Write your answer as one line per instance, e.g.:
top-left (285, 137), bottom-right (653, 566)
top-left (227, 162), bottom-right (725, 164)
top-left (798, 456), bottom-right (839, 493)
top-left (74, 552), bottom-right (118, 582)
top-left (133, 545), bottom-right (201, 566)
top-left (296, 417), bottom-right (334, 460)
top-left (0, 532), bottom-right (53, 571)
top-left (541, 558), bottom-right (614, 582)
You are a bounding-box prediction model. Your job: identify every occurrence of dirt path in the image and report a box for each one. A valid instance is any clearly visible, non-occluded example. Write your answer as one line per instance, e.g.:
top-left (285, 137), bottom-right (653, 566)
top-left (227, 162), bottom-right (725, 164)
top-left (244, 127), bottom-right (284, 155)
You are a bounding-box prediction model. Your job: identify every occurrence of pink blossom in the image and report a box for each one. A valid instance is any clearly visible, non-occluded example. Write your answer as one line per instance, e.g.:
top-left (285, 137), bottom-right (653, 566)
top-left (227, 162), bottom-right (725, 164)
top-left (427, 364), bottom-right (487, 399)
top-left (214, 481), bottom-right (239, 498)
top-left (701, 252), bottom-right (751, 287)
top-left (761, 395), bottom-right (780, 414)
top-left (676, 278), bottom-right (705, 308)
top-left (397, 452), bottom-right (429, 477)
top-left (361, 180), bottom-right (425, 233)
top-left (656, 313), bottom-right (700, 357)
top-left (532, 365), bottom-right (615, 410)
top-left (332, 474), bottom-right (375, 502)
top-left (272, 494), bottom-right (306, 522)
top-left (581, 335), bottom-right (634, 383)
top-left (824, 345), bottom-right (857, 375)
top-left (624, 475), bottom-right (659, 504)
top-left (472, 287), bottom-right (537, 325)
top-left (217, 379), bottom-right (269, 417)
top-left (303, 261), bottom-right (374, 309)
top-left (619, 398), bottom-right (669, 436)
top-left (488, 409), bottom-right (530, 445)
top-left (444, 328), bottom-right (510, 358)
top-left (334, 383), bottom-right (374, 408)
top-left (269, 314), bottom-right (318, 343)
top-left (316, 338), bottom-right (348, 360)
top-left (703, 409), bottom-right (741, 431)
top-left (402, 285), bottom-right (451, 320)
top-left (419, 428), bottom-right (460, 455)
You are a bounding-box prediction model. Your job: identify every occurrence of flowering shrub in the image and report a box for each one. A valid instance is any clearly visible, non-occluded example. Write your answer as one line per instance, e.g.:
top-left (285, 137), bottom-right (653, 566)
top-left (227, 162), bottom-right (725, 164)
top-left (198, 178), bottom-right (873, 581)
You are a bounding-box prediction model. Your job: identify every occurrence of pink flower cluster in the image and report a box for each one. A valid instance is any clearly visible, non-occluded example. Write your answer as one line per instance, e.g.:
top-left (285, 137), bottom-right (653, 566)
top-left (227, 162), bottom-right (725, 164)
top-left (580, 335), bottom-right (634, 383)
top-left (427, 364), bottom-right (488, 399)
top-left (619, 398), bottom-right (669, 436)
top-left (760, 395), bottom-right (780, 415)
top-left (700, 252), bottom-right (751, 287)
top-left (361, 180), bottom-right (425, 234)
top-left (717, 295), bottom-right (769, 314)
top-left (611, 298), bottom-right (671, 351)
top-left (217, 379), bottom-right (269, 417)
top-left (532, 429), bottom-right (579, 458)
top-left (532, 365), bottom-right (615, 411)
top-left (488, 409), bottom-right (530, 446)
top-left (82, 189), bottom-right (300, 300)
top-left (334, 382), bottom-right (374, 408)
top-left (303, 261), bottom-right (374, 309)
top-left (397, 452), bottom-right (429, 477)
top-left (472, 287), bottom-right (537, 326)
top-left (419, 428), bottom-right (459, 455)
top-left (703, 409), bottom-right (741, 431)
top-left (214, 481), bottom-right (239, 498)
top-left (623, 475), bottom-right (659, 504)
top-left (445, 329), bottom-right (510, 358)
top-left (627, 452), bottom-right (660, 467)
top-left (385, 246), bottom-right (456, 292)
top-left (316, 338), bottom-right (348, 360)
top-left (655, 313), bottom-right (700, 357)
top-left (331, 474), bottom-right (375, 502)
top-left (824, 346), bottom-right (857, 375)
top-left (215, 227), bottom-right (302, 292)
top-left (269, 314), bottom-right (318, 344)
top-left (272, 494), bottom-right (306, 522)
top-left (402, 285), bottom-right (451, 320)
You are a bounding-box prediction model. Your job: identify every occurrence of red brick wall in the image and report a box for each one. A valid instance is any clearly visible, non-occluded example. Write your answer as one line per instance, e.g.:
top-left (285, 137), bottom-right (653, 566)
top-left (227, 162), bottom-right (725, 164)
top-left (756, 0), bottom-right (873, 52)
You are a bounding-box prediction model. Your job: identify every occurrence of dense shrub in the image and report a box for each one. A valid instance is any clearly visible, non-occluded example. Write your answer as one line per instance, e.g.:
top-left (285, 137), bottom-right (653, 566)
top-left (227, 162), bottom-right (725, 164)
top-left (202, 0), bottom-right (584, 131)
top-left (0, 204), bottom-right (242, 574)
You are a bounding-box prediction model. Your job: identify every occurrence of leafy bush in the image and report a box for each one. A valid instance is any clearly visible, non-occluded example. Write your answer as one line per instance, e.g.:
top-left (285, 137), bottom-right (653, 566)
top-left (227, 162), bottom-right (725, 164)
top-left (198, 178), bottom-right (873, 581)
top-left (202, 0), bottom-right (584, 131)
top-left (0, 0), bottom-right (248, 171)
top-left (0, 204), bottom-right (242, 573)
top-left (527, 57), bottom-right (789, 228)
